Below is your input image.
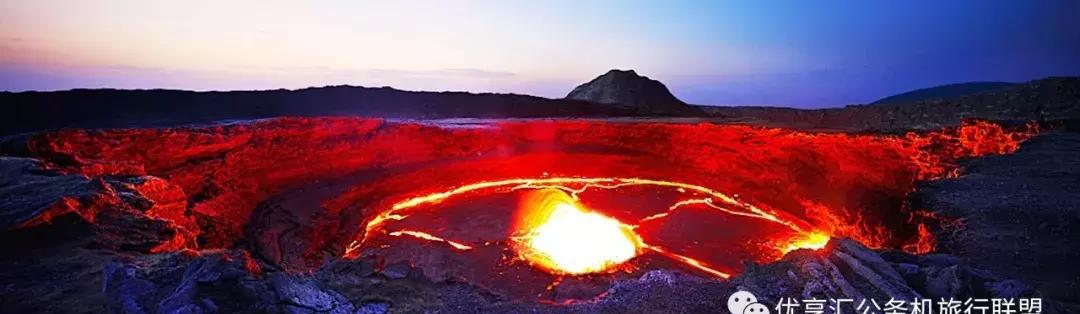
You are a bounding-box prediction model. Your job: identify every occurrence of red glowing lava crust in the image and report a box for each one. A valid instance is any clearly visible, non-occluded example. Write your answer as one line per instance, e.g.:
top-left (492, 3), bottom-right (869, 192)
top-left (12, 118), bottom-right (1038, 299)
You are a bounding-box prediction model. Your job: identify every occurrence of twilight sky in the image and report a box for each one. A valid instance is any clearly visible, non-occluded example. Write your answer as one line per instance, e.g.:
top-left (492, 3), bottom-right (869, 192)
top-left (1, 1), bottom-right (1079, 108)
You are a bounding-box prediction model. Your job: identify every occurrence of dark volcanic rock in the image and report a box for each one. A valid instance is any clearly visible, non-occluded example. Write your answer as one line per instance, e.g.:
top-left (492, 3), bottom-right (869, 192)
top-left (270, 272), bottom-right (355, 314)
top-left (0, 215), bottom-right (112, 313)
top-left (733, 239), bottom-right (918, 310)
top-left (0, 157), bottom-right (191, 251)
top-left (909, 132), bottom-right (1080, 311)
top-left (0, 157), bottom-right (102, 229)
top-left (105, 251), bottom-right (279, 313)
top-left (60, 235), bottom-right (1046, 313)
top-left (0, 157), bottom-right (199, 313)
top-left (566, 69), bottom-right (687, 113)
top-left (735, 239), bottom-right (1042, 313)
top-left (564, 270), bottom-right (731, 313)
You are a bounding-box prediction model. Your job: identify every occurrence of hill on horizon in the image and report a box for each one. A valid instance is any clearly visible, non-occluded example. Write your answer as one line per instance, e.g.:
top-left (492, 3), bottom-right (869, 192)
top-left (872, 81), bottom-right (1018, 105)
top-left (565, 69), bottom-right (687, 114)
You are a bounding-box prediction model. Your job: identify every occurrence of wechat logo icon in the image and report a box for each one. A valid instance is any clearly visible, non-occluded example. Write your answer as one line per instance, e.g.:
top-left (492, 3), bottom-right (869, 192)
top-left (727, 290), bottom-right (769, 314)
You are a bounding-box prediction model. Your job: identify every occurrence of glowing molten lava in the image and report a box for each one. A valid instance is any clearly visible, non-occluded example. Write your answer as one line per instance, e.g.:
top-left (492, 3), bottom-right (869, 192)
top-left (781, 231), bottom-right (831, 254)
top-left (513, 189), bottom-right (642, 275)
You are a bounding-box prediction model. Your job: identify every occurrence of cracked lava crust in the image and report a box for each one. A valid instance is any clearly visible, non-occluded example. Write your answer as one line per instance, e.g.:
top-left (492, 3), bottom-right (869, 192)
top-left (9, 117), bottom-right (1037, 302)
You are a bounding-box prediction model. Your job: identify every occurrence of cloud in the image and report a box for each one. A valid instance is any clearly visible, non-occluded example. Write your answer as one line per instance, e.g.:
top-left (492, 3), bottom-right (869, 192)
top-left (247, 66), bottom-right (515, 80)
top-left (373, 68), bottom-right (516, 79)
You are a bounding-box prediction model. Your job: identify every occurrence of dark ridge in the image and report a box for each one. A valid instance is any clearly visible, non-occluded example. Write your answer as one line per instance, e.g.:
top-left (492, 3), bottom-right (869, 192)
top-left (872, 82), bottom-right (1018, 105)
top-left (3, 76), bottom-right (1078, 135)
top-left (701, 77), bottom-right (1080, 131)
top-left (0, 85), bottom-right (675, 136)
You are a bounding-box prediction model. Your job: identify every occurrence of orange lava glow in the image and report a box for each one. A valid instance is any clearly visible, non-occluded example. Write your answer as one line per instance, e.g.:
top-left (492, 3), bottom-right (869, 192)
top-left (512, 189), bottom-right (642, 275)
top-left (780, 231), bottom-right (832, 254)
top-left (903, 120), bottom-right (1040, 180)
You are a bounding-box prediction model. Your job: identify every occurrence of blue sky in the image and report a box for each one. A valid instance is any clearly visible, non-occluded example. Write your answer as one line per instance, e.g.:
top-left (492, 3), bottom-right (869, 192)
top-left (1, 1), bottom-right (1078, 107)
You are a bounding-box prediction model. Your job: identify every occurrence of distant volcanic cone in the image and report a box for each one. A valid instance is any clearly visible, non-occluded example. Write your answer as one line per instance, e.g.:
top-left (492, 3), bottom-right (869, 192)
top-left (566, 69), bottom-right (687, 113)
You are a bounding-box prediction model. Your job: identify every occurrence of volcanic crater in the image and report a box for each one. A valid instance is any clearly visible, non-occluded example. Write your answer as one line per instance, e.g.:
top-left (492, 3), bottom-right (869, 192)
top-left (1, 117), bottom-right (1039, 305)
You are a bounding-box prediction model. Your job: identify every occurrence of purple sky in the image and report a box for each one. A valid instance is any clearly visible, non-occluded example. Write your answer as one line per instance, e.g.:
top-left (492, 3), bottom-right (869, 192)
top-left (2, 1), bottom-right (1079, 108)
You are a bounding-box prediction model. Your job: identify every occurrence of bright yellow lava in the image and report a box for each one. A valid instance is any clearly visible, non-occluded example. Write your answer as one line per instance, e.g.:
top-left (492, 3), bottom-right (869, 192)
top-left (513, 189), bottom-right (642, 275)
top-left (781, 231), bottom-right (831, 253)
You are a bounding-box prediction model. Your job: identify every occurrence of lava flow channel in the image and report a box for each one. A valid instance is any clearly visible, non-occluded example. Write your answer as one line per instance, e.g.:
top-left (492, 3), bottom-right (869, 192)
top-left (347, 177), bottom-right (832, 281)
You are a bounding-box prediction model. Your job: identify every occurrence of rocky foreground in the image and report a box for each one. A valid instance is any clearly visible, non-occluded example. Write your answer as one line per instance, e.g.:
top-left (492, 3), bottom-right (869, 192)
top-left (0, 224), bottom-right (1064, 313)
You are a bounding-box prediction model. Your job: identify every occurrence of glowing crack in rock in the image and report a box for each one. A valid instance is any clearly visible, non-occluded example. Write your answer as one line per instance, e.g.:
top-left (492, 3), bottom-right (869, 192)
top-left (388, 229), bottom-right (474, 251)
top-left (641, 244), bottom-right (731, 279)
top-left (512, 189), bottom-right (642, 275)
top-left (345, 176), bottom-right (832, 279)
